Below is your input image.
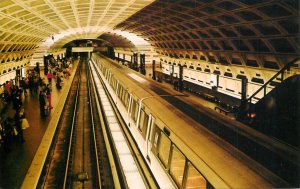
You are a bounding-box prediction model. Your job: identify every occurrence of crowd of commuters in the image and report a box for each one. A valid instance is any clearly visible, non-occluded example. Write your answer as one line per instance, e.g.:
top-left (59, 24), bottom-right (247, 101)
top-left (0, 57), bottom-right (73, 152)
top-left (0, 78), bottom-right (28, 152)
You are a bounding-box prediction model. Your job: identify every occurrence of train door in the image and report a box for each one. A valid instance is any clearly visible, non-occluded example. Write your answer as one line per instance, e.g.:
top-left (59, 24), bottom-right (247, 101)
top-left (127, 94), bottom-right (133, 126)
top-left (127, 94), bottom-right (133, 113)
top-left (136, 100), bottom-right (143, 128)
top-left (115, 80), bottom-right (119, 96)
top-left (128, 94), bottom-right (139, 126)
top-left (146, 114), bottom-right (155, 162)
top-left (105, 68), bottom-right (109, 79)
top-left (115, 80), bottom-right (120, 103)
top-left (108, 72), bottom-right (112, 83)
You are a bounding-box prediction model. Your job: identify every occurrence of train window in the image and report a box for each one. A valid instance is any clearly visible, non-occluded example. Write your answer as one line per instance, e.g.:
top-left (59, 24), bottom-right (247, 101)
top-left (130, 100), bottom-right (139, 122)
top-left (151, 124), bottom-right (161, 152)
top-left (112, 78), bottom-right (117, 90)
top-left (109, 76), bottom-right (113, 85)
top-left (185, 163), bottom-right (207, 189)
top-left (138, 109), bottom-right (149, 139)
top-left (120, 89), bottom-right (126, 105)
top-left (120, 86), bottom-right (125, 98)
top-left (158, 132), bottom-right (171, 168)
top-left (120, 90), bottom-right (125, 104)
top-left (121, 88), bottom-right (126, 100)
top-left (170, 145), bottom-right (186, 188)
top-left (117, 85), bottom-right (123, 97)
top-left (123, 92), bottom-right (129, 108)
top-left (111, 78), bottom-right (115, 89)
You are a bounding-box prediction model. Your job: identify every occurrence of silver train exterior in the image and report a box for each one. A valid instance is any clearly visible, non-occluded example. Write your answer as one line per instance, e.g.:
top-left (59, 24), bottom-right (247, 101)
top-left (91, 54), bottom-right (282, 189)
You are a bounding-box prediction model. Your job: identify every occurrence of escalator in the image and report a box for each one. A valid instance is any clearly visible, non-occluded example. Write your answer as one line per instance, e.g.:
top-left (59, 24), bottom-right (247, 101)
top-left (248, 74), bottom-right (300, 147)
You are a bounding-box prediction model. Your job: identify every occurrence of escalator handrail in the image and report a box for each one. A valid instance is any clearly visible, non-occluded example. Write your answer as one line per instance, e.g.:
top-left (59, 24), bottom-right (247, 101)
top-left (247, 58), bottom-right (299, 103)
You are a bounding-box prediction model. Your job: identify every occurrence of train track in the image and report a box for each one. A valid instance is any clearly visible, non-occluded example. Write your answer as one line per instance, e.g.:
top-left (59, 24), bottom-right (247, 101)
top-left (37, 60), bottom-right (114, 188)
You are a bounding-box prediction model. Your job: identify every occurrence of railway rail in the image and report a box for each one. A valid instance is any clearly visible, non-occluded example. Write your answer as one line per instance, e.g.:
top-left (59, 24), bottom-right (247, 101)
top-left (22, 58), bottom-right (158, 189)
top-left (35, 60), bottom-right (114, 188)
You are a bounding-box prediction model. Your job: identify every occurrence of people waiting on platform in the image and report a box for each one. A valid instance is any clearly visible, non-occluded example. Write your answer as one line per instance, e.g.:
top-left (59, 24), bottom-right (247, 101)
top-left (0, 82), bottom-right (26, 152)
top-left (0, 58), bottom-right (73, 152)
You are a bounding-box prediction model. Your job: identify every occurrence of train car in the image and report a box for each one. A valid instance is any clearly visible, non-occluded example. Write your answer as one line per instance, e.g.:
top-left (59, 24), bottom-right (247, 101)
top-left (90, 54), bottom-right (287, 189)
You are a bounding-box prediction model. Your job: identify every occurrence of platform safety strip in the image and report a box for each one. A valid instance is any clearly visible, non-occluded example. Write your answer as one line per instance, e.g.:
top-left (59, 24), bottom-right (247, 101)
top-left (21, 61), bottom-right (79, 189)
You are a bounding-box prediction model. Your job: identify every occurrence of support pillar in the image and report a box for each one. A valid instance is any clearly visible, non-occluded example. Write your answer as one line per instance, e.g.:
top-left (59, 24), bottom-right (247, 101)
top-left (140, 53), bottom-right (146, 75)
top-left (133, 52), bottom-right (138, 71)
top-left (178, 64), bottom-right (183, 92)
top-left (152, 60), bottom-right (156, 80)
top-left (238, 77), bottom-right (248, 120)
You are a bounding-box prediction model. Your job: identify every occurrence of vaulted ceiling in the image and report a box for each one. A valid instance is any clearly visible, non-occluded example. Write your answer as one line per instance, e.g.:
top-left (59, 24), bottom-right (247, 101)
top-left (116, 0), bottom-right (299, 69)
top-left (0, 0), bottom-right (154, 67)
top-left (0, 0), bottom-right (299, 71)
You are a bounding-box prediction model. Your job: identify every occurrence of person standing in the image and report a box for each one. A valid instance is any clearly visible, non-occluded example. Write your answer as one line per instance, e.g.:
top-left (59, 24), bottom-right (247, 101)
top-left (46, 84), bottom-right (53, 109)
top-left (47, 70), bottom-right (53, 84)
top-left (39, 90), bottom-right (46, 116)
top-left (5, 81), bottom-right (11, 95)
top-left (56, 74), bottom-right (62, 89)
top-left (15, 108), bottom-right (25, 143)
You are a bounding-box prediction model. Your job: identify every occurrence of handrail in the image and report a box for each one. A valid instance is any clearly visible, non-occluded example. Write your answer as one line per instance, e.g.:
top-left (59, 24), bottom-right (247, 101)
top-left (247, 58), bottom-right (299, 103)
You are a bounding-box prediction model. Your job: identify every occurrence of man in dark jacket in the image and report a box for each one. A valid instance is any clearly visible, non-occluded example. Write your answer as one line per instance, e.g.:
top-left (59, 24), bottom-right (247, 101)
top-left (39, 90), bottom-right (46, 116)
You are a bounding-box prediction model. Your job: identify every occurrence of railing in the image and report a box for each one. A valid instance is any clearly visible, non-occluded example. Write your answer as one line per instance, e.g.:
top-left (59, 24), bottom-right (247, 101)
top-left (247, 58), bottom-right (299, 104)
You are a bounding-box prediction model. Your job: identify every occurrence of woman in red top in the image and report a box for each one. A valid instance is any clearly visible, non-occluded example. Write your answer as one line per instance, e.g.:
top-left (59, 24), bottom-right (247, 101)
top-left (47, 70), bottom-right (53, 84)
top-left (5, 81), bottom-right (11, 94)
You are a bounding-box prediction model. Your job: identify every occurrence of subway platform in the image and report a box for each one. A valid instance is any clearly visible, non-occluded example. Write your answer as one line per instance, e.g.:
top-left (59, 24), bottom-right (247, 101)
top-left (0, 63), bottom-right (77, 189)
top-left (1, 59), bottom-right (242, 188)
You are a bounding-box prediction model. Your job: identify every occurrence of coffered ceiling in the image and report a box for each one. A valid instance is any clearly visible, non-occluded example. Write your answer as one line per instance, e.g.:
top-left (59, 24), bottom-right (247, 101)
top-left (116, 0), bottom-right (299, 69)
top-left (0, 0), bottom-right (299, 70)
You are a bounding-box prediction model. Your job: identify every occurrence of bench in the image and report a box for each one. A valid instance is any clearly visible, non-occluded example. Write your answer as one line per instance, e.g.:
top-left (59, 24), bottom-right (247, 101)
top-left (215, 106), bottom-right (231, 115)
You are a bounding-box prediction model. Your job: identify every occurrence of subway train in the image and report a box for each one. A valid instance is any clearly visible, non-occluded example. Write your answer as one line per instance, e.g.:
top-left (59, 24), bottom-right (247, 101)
top-left (90, 54), bottom-right (289, 189)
